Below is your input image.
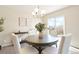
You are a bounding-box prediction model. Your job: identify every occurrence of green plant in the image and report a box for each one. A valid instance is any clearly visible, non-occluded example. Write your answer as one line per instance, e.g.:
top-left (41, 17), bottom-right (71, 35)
top-left (0, 17), bottom-right (4, 25)
top-left (35, 23), bottom-right (45, 32)
top-left (0, 17), bottom-right (4, 32)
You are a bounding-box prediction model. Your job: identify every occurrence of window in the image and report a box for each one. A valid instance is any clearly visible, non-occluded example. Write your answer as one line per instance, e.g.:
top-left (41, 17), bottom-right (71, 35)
top-left (55, 16), bottom-right (64, 27)
top-left (48, 17), bottom-right (56, 29)
top-left (48, 16), bottom-right (64, 34)
top-left (48, 16), bottom-right (64, 28)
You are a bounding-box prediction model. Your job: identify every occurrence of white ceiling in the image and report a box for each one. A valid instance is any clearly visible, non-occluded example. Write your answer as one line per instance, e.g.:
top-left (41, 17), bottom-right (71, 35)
top-left (1, 5), bottom-right (69, 16)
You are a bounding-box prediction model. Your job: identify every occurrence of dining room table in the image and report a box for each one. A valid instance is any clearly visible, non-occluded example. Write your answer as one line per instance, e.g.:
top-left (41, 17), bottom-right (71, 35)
top-left (20, 34), bottom-right (59, 54)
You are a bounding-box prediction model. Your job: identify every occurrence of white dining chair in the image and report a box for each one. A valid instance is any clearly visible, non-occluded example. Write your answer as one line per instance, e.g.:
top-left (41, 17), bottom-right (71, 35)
top-left (11, 33), bottom-right (21, 53)
top-left (11, 33), bottom-right (38, 54)
top-left (43, 33), bottom-right (72, 54)
top-left (58, 33), bottom-right (72, 54)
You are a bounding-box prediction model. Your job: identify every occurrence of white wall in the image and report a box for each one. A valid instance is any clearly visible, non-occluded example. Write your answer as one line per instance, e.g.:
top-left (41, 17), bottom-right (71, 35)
top-left (42, 6), bottom-right (79, 48)
top-left (0, 6), bottom-right (42, 47)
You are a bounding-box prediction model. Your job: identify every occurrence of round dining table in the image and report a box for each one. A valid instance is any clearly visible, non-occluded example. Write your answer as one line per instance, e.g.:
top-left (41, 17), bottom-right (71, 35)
top-left (21, 34), bottom-right (58, 54)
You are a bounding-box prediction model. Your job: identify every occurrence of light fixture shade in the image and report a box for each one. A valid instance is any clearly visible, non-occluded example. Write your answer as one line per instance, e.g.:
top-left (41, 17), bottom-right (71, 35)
top-left (32, 12), bottom-right (35, 15)
top-left (34, 8), bottom-right (39, 13)
top-left (41, 10), bottom-right (46, 16)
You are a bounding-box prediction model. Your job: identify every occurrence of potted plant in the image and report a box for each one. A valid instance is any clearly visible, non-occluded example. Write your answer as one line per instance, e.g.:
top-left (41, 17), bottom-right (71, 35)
top-left (35, 23), bottom-right (45, 39)
top-left (0, 17), bottom-right (4, 50)
top-left (0, 17), bottom-right (4, 32)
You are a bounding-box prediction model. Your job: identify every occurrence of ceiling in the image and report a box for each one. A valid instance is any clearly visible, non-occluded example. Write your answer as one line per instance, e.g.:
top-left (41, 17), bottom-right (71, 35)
top-left (1, 5), bottom-right (69, 16)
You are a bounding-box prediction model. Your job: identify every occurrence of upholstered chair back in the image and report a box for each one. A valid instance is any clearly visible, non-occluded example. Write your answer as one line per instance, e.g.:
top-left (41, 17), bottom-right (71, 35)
top-left (12, 33), bottom-right (21, 53)
top-left (58, 33), bottom-right (72, 54)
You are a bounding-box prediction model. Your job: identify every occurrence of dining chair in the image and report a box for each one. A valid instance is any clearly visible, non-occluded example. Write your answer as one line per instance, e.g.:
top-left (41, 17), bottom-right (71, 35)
top-left (11, 33), bottom-right (37, 54)
top-left (11, 33), bottom-right (21, 53)
top-left (43, 33), bottom-right (72, 54)
top-left (58, 33), bottom-right (72, 54)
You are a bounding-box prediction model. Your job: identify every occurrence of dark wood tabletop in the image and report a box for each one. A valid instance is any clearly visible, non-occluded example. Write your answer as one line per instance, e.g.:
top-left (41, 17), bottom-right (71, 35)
top-left (25, 34), bottom-right (58, 46)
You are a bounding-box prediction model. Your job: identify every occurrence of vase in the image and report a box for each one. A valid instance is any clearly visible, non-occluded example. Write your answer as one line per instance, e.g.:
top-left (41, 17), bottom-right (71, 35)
top-left (39, 32), bottom-right (43, 39)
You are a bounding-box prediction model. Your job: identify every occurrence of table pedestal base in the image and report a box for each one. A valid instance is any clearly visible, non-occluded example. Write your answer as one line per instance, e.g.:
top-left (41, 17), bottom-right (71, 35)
top-left (33, 46), bottom-right (46, 54)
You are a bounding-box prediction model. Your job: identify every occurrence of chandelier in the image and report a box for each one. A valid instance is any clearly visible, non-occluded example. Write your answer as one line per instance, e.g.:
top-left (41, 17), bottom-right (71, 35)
top-left (32, 6), bottom-right (46, 18)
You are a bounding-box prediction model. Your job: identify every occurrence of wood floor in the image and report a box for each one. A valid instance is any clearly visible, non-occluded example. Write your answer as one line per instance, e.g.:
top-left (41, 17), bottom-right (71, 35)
top-left (0, 43), bottom-right (79, 54)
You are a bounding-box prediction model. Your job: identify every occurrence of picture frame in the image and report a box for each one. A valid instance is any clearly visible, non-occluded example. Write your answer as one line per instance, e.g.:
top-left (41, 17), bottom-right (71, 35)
top-left (18, 17), bottom-right (27, 26)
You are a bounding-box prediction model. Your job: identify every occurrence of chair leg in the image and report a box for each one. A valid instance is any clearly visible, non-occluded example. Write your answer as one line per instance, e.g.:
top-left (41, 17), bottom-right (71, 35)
top-left (56, 44), bottom-right (57, 48)
top-left (0, 45), bottom-right (1, 50)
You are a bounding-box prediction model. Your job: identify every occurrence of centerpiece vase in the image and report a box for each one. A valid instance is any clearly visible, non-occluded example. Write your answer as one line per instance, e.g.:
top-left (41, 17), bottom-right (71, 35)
top-left (39, 32), bottom-right (43, 39)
